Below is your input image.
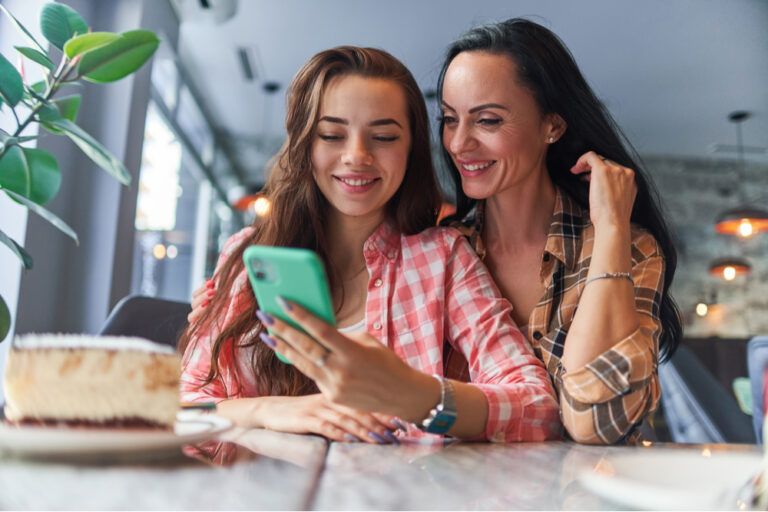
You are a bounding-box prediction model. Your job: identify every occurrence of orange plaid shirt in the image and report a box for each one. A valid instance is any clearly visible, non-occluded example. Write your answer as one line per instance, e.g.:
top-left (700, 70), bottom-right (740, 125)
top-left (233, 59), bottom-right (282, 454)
top-left (447, 188), bottom-right (664, 444)
top-left (181, 223), bottom-right (562, 442)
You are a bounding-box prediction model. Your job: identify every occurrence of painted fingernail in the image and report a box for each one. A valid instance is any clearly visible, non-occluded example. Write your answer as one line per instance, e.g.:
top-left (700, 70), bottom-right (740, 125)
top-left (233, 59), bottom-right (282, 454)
top-left (256, 310), bottom-right (275, 326)
top-left (202, 300), bottom-right (209, 308)
top-left (206, 280), bottom-right (214, 289)
top-left (275, 296), bottom-right (292, 311)
top-left (207, 289), bottom-right (215, 297)
top-left (259, 332), bottom-right (277, 348)
top-left (368, 432), bottom-right (388, 444)
top-left (343, 434), bottom-right (359, 443)
top-left (391, 419), bottom-right (409, 432)
top-left (382, 430), bottom-right (400, 444)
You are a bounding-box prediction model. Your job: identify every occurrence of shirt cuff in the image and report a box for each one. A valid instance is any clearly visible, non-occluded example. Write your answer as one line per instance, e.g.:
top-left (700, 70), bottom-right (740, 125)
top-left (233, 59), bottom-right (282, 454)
top-left (561, 326), bottom-right (656, 404)
top-left (475, 384), bottom-right (562, 443)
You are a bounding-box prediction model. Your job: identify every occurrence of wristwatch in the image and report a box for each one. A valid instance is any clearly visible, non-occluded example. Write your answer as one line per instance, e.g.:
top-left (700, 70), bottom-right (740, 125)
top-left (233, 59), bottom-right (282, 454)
top-left (416, 375), bottom-right (457, 435)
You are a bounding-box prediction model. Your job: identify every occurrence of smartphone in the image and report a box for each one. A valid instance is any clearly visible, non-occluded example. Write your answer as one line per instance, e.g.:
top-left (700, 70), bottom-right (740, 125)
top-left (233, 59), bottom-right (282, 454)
top-left (243, 245), bottom-right (336, 364)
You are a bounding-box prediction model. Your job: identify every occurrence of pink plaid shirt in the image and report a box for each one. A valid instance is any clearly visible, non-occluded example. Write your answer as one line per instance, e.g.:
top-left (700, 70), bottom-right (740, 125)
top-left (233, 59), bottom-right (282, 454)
top-left (181, 222), bottom-right (561, 442)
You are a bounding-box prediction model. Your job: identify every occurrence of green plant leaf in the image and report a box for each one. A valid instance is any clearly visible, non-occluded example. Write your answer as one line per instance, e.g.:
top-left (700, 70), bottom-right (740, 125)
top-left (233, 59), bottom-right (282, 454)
top-left (64, 31), bottom-right (118, 59)
top-left (40, 2), bottom-right (88, 51)
top-left (0, 53), bottom-right (24, 107)
top-left (1, 188), bottom-right (78, 244)
top-left (43, 117), bottom-right (131, 185)
top-left (53, 94), bottom-right (81, 123)
top-left (0, 145), bottom-right (61, 205)
top-left (15, 46), bottom-right (54, 71)
top-left (0, 229), bottom-right (33, 270)
top-left (38, 95), bottom-right (81, 134)
top-left (0, 294), bottom-right (10, 342)
top-left (0, 4), bottom-right (47, 53)
top-left (77, 30), bottom-right (159, 83)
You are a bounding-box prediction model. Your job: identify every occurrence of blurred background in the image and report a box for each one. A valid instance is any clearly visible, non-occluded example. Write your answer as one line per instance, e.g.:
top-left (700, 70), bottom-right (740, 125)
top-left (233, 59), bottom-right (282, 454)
top-left (1, 1), bottom-right (767, 409)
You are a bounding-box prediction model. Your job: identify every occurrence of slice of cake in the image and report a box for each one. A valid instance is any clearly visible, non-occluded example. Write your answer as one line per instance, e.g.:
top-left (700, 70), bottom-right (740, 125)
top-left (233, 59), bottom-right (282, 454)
top-left (3, 334), bottom-right (181, 429)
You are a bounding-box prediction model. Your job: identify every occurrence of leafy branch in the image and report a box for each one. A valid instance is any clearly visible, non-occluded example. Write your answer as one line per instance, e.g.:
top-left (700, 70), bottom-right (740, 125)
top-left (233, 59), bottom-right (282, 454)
top-left (0, 2), bottom-right (159, 340)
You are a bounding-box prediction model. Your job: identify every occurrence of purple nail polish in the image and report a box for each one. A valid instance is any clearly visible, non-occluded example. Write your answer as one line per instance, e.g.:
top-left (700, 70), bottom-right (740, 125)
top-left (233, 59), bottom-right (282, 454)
top-left (392, 419), bottom-right (409, 432)
top-left (275, 296), bottom-right (293, 311)
top-left (259, 332), bottom-right (277, 348)
top-left (343, 433), bottom-right (359, 443)
top-left (368, 432), bottom-right (388, 444)
top-left (382, 430), bottom-right (400, 444)
top-left (256, 310), bottom-right (274, 326)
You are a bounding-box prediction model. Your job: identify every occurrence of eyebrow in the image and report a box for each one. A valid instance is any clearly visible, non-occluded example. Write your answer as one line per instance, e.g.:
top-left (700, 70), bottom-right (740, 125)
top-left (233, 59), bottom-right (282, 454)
top-left (441, 101), bottom-right (509, 114)
top-left (318, 116), bottom-right (403, 128)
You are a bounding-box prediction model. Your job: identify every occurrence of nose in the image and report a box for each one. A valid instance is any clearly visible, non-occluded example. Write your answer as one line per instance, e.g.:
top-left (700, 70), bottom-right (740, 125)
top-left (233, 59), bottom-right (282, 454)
top-left (445, 121), bottom-right (476, 156)
top-left (341, 134), bottom-right (373, 167)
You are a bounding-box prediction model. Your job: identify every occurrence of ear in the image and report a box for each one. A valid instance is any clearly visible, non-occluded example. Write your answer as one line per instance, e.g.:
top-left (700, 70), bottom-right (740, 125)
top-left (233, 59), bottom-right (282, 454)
top-left (544, 113), bottom-right (567, 143)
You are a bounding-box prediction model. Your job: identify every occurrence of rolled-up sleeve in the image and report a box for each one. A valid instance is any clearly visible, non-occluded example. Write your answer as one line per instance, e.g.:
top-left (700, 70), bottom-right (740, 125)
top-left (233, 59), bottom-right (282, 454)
top-left (559, 235), bottom-right (664, 444)
top-left (444, 234), bottom-right (562, 442)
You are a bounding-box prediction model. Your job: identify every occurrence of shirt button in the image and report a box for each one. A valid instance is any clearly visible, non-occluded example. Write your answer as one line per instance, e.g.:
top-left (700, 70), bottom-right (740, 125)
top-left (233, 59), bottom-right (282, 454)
top-left (373, 322), bottom-right (382, 330)
top-left (374, 278), bottom-right (383, 287)
top-left (533, 331), bottom-right (543, 340)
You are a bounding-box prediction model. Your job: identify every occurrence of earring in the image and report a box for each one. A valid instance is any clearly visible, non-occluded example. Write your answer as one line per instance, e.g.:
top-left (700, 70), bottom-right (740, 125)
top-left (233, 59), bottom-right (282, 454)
top-left (547, 137), bottom-right (555, 143)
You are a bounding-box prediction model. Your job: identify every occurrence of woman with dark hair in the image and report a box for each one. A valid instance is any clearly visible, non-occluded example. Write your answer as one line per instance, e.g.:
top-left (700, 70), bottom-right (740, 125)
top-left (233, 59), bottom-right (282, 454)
top-left (179, 46), bottom-right (560, 444)
top-left (437, 18), bottom-right (682, 444)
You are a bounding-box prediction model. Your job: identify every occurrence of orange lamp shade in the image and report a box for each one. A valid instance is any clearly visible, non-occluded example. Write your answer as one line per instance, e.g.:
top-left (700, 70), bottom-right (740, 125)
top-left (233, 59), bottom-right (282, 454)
top-left (714, 208), bottom-right (768, 237)
top-left (708, 257), bottom-right (751, 281)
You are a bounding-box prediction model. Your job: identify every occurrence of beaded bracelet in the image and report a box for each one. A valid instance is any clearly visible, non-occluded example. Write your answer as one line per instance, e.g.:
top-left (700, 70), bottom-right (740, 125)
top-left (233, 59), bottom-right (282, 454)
top-left (584, 271), bottom-right (634, 287)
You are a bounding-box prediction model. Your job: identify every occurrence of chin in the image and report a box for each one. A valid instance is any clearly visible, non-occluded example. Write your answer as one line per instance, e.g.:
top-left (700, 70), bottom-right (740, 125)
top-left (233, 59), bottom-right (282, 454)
top-left (461, 183), bottom-right (495, 201)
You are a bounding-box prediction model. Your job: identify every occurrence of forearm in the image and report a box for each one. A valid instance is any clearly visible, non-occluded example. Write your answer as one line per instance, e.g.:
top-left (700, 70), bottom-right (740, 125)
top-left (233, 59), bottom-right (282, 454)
top-left (562, 224), bottom-right (640, 371)
top-left (216, 396), bottom-right (273, 428)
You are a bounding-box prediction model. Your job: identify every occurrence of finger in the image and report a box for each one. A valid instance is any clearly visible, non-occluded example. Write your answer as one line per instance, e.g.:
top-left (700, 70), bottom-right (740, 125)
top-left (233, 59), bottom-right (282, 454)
top-left (372, 412), bottom-right (409, 432)
top-left (317, 408), bottom-right (389, 444)
top-left (275, 297), bottom-right (352, 353)
top-left (258, 331), bottom-right (324, 382)
top-left (570, 150), bottom-right (606, 175)
top-left (331, 403), bottom-right (400, 436)
top-left (257, 310), bottom-right (333, 368)
top-left (309, 416), bottom-right (352, 442)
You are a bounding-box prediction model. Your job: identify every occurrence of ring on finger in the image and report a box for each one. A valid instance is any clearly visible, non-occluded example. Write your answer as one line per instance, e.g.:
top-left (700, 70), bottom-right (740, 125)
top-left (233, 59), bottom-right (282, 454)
top-left (315, 349), bottom-right (331, 368)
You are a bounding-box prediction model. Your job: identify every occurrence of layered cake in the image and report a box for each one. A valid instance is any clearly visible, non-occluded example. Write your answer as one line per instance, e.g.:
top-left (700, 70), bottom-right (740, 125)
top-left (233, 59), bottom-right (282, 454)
top-left (3, 334), bottom-right (181, 429)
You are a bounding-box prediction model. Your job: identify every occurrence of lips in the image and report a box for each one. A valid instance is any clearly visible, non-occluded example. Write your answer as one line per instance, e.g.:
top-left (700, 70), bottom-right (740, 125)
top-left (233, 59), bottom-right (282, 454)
top-left (332, 175), bottom-right (381, 193)
top-left (456, 160), bottom-right (495, 177)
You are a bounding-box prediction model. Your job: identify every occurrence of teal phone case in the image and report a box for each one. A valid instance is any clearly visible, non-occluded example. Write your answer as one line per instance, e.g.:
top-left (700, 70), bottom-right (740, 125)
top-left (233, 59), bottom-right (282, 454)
top-left (243, 246), bottom-right (336, 364)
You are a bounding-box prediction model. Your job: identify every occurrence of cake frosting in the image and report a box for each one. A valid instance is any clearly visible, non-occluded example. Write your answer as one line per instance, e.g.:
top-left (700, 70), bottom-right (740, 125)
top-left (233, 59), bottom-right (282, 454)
top-left (3, 334), bottom-right (181, 428)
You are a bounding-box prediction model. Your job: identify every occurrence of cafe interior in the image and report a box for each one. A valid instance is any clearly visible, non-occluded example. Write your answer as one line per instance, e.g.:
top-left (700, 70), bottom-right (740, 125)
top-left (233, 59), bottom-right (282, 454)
top-left (0, 0), bottom-right (767, 509)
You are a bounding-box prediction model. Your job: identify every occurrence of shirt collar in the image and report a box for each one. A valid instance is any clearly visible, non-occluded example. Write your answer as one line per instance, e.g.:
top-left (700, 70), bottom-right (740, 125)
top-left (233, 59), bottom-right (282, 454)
top-left (363, 220), bottom-right (401, 261)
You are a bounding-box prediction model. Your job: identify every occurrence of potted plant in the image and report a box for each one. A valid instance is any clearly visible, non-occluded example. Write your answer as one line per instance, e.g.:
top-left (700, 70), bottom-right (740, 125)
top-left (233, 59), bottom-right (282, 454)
top-left (0, 2), bottom-right (159, 341)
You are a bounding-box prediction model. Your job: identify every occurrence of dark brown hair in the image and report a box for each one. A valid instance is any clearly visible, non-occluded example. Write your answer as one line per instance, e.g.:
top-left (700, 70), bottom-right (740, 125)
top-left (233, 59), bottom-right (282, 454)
top-left (178, 46), bottom-right (440, 396)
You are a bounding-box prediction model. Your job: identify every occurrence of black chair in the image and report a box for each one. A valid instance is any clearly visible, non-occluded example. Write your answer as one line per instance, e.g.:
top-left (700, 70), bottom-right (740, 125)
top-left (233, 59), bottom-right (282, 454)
top-left (99, 295), bottom-right (191, 348)
top-left (659, 344), bottom-right (755, 444)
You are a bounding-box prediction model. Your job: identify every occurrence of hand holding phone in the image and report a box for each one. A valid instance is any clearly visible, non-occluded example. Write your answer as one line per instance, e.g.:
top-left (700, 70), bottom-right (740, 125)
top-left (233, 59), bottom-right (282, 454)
top-left (243, 246), bottom-right (336, 364)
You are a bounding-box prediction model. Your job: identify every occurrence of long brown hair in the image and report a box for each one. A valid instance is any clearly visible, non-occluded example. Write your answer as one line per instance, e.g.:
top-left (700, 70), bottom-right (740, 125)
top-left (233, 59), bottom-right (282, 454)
top-left (178, 46), bottom-right (440, 397)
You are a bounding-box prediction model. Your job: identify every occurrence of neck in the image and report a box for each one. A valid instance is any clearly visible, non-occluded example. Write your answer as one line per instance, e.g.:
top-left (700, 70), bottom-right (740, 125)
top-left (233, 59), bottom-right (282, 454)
top-left (484, 170), bottom-right (557, 251)
top-left (325, 209), bottom-right (384, 280)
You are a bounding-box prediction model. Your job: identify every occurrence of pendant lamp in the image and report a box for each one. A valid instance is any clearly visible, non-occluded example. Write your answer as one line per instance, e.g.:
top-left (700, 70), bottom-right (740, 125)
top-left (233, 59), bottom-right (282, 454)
top-left (714, 111), bottom-right (768, 237)
top-left (708, 257), bottom-right (751, 281)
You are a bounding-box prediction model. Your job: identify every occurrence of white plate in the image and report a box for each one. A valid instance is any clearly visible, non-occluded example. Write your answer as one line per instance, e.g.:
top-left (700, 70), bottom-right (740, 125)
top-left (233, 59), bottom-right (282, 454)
top-left (0, 411), bottom-right (232, 460)
top-left (578, 449), bottom-right (762, 510)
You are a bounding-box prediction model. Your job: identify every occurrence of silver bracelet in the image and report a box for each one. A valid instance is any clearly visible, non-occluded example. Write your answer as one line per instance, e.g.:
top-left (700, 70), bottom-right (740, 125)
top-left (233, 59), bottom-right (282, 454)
top-left (584, 272), bottom-right (634, 287)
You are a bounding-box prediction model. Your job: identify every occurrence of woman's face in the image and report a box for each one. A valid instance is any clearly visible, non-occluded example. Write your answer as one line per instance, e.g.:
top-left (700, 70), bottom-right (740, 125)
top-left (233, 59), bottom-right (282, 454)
top-left (441, 51), bottom-right (560, 200)
top-left (311, 74), bottom-right (411, 223)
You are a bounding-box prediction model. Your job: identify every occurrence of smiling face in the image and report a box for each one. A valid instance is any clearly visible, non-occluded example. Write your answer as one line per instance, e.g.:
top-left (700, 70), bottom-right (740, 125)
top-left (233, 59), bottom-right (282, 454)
top-left (441, 51), bottom-right (564, 200)
top-left (311, 74), bottom-right (411, 224)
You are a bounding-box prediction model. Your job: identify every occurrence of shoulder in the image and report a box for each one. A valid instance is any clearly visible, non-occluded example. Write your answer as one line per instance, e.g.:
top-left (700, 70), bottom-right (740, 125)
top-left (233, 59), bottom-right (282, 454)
top-left (401, 226), bottom-right (469, 253)
top-left (629, 225), bottom-right (663, 261)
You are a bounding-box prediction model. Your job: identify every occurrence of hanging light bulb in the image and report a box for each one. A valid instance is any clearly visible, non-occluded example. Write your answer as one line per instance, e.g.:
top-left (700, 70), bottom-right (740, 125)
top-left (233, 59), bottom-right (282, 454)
top-left (708, 257), bottom-right (751, 280)
top-left (713, 111), bottom-right (768, 237)
top-left (695, 302), bottom-right (709, 317)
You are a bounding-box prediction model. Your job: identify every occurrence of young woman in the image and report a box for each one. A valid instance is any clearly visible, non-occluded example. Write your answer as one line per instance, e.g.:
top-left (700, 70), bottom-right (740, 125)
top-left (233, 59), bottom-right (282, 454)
top-left (179, 46), bottom-right (560, 444)
top-left (437, 18), bottom-right (682, 444)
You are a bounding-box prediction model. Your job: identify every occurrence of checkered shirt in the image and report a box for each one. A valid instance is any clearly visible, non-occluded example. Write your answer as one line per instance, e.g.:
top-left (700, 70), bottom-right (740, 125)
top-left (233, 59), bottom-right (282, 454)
top-left (181, 223), bottom-right (562, 442)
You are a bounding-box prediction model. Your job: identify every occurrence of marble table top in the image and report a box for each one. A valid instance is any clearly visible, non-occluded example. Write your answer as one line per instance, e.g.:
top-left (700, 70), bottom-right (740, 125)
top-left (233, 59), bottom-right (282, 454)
top-left (0, 428), bottom-right (761, 510)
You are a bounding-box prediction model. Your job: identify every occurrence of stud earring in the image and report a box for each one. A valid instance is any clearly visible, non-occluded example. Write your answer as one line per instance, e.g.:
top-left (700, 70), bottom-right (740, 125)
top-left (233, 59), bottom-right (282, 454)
top-left (547, 137), bottom-right (555, 143)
